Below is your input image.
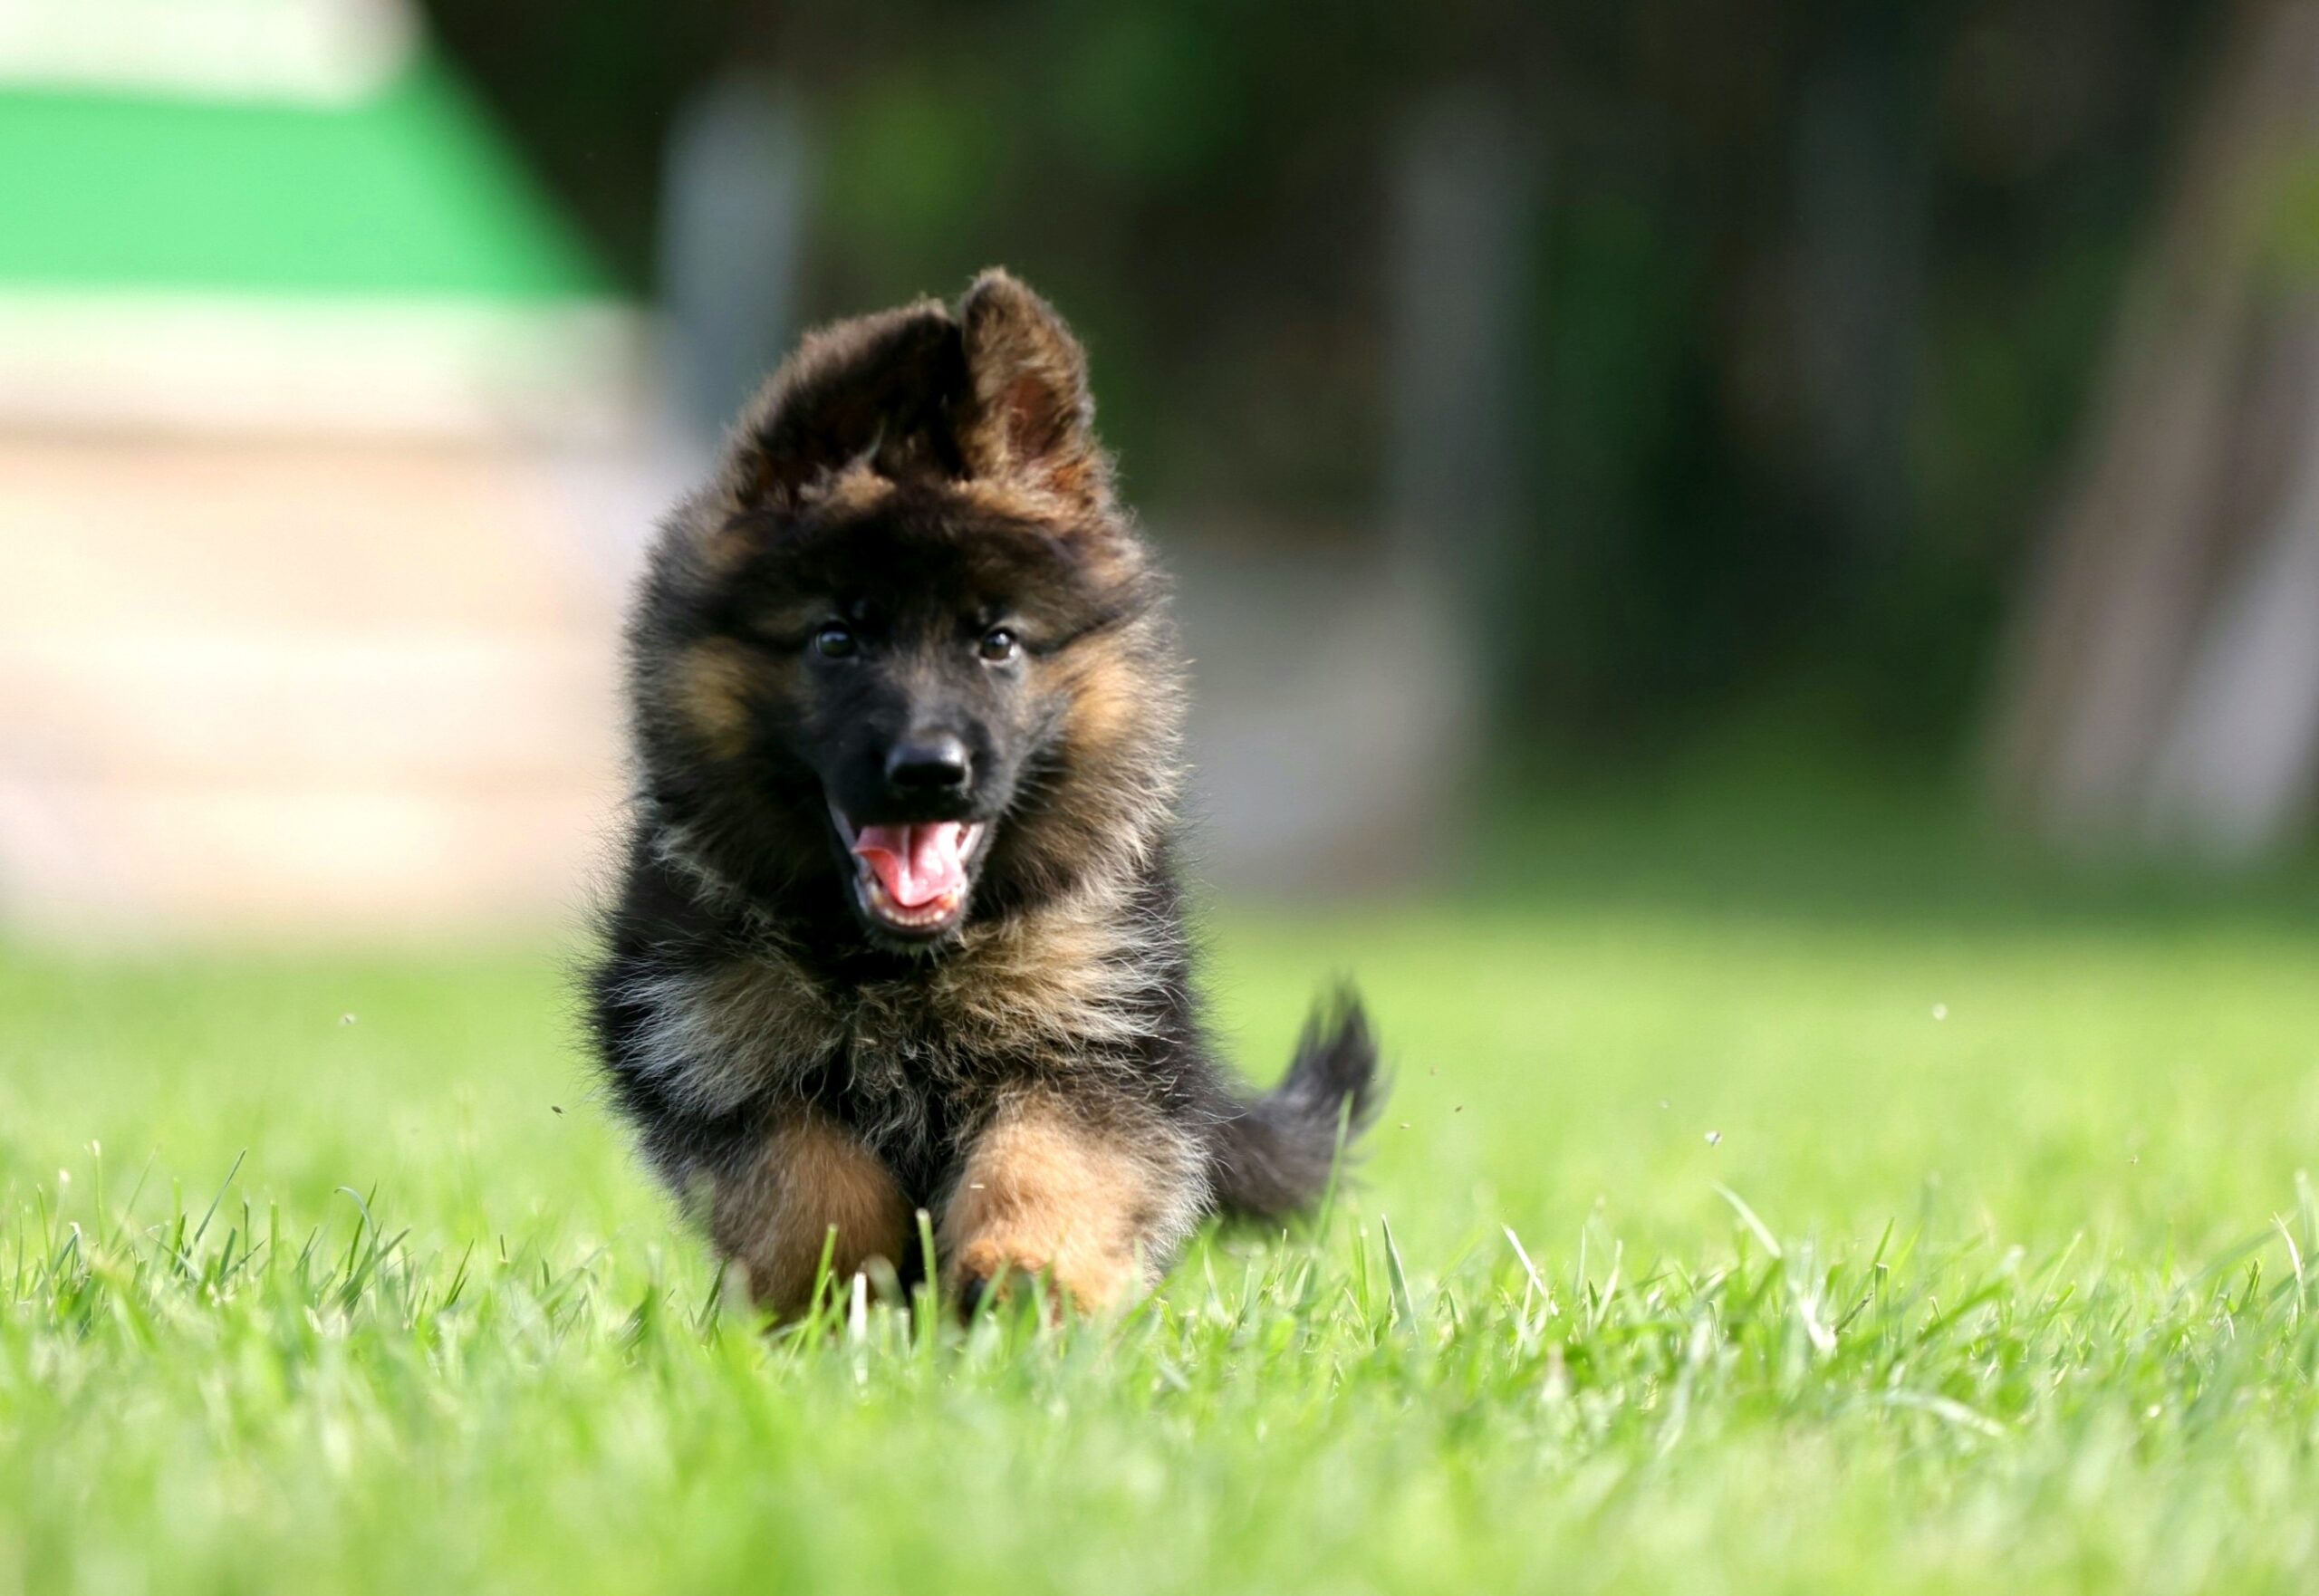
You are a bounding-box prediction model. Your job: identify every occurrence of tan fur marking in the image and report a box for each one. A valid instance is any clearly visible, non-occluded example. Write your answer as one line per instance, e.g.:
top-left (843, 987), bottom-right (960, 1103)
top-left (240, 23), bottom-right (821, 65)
top-left (700, 524), bottom-right (754, 577)
top-left (916, 889), bottom-right (1156, 1054)
top-left (1054, 635), bottom-right (1142, 755)
top-left (712, 1110), bottom-right (912, 1317)
top-left (799, 463), bottom-right (897, 517)
top-left (672, 639), bottom-right (757, 760)
top-left (950, 476), bottom-right (1091, 530)
top-left (940, 1099), bottom-right (1158, 1312)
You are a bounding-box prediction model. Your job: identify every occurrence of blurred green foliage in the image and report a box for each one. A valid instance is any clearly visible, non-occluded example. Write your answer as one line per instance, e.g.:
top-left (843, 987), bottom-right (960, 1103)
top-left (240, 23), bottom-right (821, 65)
top-left (424, 0), bottom-right (2218, 759)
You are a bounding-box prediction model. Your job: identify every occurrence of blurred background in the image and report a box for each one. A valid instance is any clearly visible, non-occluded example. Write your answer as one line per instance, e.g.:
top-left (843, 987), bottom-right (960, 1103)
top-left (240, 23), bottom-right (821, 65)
top-left (4, 0), bottom-right (2315, 937)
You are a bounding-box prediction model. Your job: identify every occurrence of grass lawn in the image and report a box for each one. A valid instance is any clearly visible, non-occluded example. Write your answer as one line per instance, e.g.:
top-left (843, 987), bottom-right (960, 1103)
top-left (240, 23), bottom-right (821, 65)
top-left (5, 791), bottom-right (2318, 1594)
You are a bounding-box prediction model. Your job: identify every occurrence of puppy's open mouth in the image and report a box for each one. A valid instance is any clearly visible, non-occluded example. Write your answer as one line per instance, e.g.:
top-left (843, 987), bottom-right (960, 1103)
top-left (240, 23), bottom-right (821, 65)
top-left (828, 806), bottom-right (990, 939)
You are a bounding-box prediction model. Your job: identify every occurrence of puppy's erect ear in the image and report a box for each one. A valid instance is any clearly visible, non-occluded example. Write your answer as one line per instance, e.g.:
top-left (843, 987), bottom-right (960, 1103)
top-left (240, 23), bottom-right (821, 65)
top-left (722, 300), bottom-right (967, 514)
top-left (955, 269), bottom-right (1111, 508)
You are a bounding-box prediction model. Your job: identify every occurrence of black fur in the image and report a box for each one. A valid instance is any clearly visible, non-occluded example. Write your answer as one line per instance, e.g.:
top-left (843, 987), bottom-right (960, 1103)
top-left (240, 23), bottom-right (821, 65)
top-left (586, 269), bottom-right (1383, 1308)
top-left (1209, 991), bottom-right (1384, 1221)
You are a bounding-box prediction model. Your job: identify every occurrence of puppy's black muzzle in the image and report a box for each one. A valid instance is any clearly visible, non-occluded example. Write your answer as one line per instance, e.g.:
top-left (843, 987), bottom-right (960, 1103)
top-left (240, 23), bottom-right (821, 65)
top-left (885, 733), bottom-right (972, 796)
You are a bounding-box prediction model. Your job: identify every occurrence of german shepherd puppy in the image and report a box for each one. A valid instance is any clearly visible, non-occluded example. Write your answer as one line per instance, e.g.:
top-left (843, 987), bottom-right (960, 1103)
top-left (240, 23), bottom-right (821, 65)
top-left (589, 270), bottom-right (1381, 1315)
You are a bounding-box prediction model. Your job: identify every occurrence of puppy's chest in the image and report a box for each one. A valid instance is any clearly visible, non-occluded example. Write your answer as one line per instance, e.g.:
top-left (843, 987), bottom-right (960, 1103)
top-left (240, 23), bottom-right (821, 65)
top-left (637, 951), bottom-right (1022, 1116)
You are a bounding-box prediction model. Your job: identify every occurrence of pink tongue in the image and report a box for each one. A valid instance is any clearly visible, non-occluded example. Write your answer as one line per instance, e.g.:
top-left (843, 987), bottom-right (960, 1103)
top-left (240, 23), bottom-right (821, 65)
top-left (852, 822), bottom-right (969, 908)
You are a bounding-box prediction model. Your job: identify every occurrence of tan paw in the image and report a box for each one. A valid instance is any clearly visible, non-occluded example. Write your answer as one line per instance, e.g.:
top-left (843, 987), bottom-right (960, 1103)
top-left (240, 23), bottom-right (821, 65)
top-left (947, 1235), bottom-right (1138, 1318)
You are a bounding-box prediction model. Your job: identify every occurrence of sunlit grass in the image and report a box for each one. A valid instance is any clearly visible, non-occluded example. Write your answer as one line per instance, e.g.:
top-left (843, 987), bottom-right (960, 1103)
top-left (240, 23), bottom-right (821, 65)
top-left (5, 814), bottom-right (2319, 1592)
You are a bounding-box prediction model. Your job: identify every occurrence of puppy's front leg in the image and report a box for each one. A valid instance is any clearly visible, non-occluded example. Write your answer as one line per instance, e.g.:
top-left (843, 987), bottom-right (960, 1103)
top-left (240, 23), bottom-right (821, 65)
top-left (711, 1108), bottom-right (911, 1318)
top-left (939, 1092), bottom-right (1206, 1313)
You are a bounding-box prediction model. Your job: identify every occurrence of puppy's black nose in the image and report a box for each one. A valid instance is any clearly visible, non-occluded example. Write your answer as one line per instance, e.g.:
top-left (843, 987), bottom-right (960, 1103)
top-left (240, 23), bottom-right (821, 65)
top-left (886, 733), bottom-right (971, 792)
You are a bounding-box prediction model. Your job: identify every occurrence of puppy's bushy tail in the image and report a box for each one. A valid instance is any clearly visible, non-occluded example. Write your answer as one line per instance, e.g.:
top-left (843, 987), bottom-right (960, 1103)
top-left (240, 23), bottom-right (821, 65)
top-left (1211, 987), bottom-right (1383, 1222)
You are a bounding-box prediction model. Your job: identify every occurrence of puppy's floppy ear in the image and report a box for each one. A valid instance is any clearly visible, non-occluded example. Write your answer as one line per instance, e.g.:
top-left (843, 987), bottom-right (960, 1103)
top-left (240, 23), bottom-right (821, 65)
top-left (721, 300), bottom-right (967, 514)
top-left (955, 269), bottom-right (1111, 507)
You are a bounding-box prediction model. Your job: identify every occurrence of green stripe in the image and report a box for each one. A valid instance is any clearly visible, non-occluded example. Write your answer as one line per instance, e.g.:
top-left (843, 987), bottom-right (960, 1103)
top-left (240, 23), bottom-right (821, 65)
top-left (0, 63), bottom-right (611, 300)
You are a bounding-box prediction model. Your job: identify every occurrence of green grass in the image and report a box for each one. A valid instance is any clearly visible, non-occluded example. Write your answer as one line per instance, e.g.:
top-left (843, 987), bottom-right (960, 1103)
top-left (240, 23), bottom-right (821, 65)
top-left (5, 803), bottom-right (2319, 1594)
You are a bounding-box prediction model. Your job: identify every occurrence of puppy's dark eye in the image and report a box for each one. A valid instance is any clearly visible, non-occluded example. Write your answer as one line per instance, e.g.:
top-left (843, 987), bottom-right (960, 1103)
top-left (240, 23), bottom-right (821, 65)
top-left (813, 623), bottom-right (858, 659)
top-left (978, 627), bottom-right (1020, 663)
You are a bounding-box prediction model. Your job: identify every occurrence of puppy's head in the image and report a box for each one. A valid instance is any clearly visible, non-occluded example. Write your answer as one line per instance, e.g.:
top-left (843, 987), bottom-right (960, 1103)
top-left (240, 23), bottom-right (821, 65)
top-left (630, 271), bottom-right (1180, 953)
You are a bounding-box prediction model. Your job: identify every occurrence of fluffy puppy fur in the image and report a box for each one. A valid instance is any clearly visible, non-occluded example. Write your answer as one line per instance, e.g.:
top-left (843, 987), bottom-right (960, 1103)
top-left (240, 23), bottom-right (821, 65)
top-left (588, 269), bottom-right (1381, 1315)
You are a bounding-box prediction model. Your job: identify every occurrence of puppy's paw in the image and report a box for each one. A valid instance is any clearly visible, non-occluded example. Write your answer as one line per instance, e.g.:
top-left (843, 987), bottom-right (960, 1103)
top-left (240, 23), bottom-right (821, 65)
top-left (948, 1236), bottom-right (1135, 1319)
